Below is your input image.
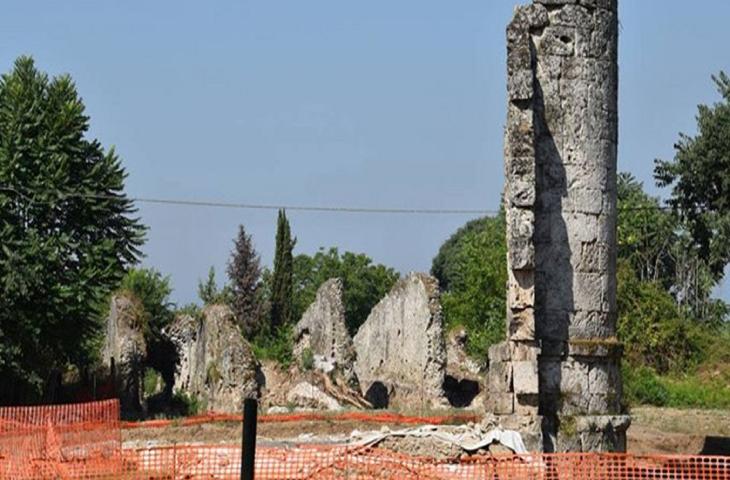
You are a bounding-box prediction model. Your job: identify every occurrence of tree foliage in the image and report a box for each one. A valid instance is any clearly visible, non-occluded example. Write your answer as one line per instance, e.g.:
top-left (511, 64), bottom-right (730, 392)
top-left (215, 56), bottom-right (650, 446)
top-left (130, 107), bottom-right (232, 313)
top-left (197, 267), bottom-right (232, 306)
top-left (270, 210), bottom-right (295, 331)
top-left (618, 172), bottom-right (728, 327)
top-left (0, 57), bottom-right (145, 401)
top-left (432, 214), bottom-right (507, 359)
top-left (292, 248), bottom-right (399, 335)
top-left (227, 225), bottom-right (265, 337)
top-left (117, 268), bottom-right (177, 397)
top-left (119, 268), bottom-right (173, 340)
top-left (655, 71), bottom-right (730, 280)
top-left (616, 260), bottom-right (703, 374)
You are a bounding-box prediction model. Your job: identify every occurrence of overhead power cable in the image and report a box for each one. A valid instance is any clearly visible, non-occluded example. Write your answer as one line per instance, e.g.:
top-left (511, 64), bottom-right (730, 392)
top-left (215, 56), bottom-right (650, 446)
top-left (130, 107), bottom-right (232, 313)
top-left (0, 185), bottom-right (674, 215)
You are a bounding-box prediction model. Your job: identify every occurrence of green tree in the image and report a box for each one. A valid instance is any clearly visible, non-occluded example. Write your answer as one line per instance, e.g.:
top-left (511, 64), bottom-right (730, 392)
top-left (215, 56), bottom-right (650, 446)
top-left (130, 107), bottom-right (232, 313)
top-left (617, 172), bottom-right (677, 286)
top-left (197, 266), bottom-right (231, 305)
top-left (292, 248), bottom-right (399, 335)
top-left (618, 172), bottom-right (728, 326)
top-left (655, 71), bottom-right (730, 281)
top-left (0, 57), bottom-right (145, 402)
top-left (117, 268), bottom-right (177, 398)
top-left (227, 225), bottom-right (265, 337)
top-left (616, 260), bottom-right (702, 374)
top-left (119, 268), bottom-right (174, 339)
top-left (270, 210), bottom-right (295, 331)
top-left (432, 214), bottom-right (507, 358)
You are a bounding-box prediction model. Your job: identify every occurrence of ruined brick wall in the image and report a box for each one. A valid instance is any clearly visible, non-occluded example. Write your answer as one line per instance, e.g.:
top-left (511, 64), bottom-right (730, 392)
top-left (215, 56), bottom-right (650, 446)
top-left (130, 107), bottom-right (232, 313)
top-left (489, 0), bottom-right (629, 452)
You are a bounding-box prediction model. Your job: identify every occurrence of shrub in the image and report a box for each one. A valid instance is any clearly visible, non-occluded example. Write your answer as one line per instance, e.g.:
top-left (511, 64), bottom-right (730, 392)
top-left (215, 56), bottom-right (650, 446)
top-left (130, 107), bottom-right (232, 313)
top-left (251, 324), bottom-right (293, 367)
top-left (300, 347), bottom-right (315, 371)
top-left (171, 389), bottom-right (204, 416)
top-left (623, 365), bottom-right (669, 407)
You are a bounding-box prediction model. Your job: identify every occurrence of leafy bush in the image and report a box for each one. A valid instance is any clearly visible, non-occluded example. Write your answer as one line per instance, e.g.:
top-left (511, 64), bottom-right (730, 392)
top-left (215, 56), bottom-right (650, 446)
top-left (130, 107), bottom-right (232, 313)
top-left (433, 214), bottom-right (507, 359)
top-left (170, 389), bottom-right (204, 416)
top-left (251, 324), bottom-right (293, 367)
top-left (617, 260), bottom-right (704, 374)
top-left (119, 268), bottom-right (174, 338)
top-left (291, 248), bottom-right (399, 335)
top-left (623, 365), bottom-right (730, 409)
top-left (143, 368), bottom-right (163, 398)
top-left (623, 365), bottom-right (669, 407)
top-left (300, 347), bottom-right (315, 371)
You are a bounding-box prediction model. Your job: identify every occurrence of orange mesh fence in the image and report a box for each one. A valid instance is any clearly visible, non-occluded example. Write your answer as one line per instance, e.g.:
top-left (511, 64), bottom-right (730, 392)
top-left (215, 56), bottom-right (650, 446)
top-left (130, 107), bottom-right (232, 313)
top-left (0, 399), bottom-right (121, 479)
top-left (2, 400), bottom-right (730, 479)
top-left (12, 446), bottom-right (728, 480)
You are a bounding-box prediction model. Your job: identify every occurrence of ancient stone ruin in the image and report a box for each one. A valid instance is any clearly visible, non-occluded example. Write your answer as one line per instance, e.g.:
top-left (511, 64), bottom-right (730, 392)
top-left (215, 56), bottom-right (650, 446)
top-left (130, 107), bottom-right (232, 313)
top-left (293, 278), bottom-right (357, 384)
top-left (353, 273), bottom-right (447, 410)
top-left (101, 294), bottom-right (146, 415)
top-left (487, 0), bottom-right (630, 452)
top-left (167, 305), bottom-right (260, 414)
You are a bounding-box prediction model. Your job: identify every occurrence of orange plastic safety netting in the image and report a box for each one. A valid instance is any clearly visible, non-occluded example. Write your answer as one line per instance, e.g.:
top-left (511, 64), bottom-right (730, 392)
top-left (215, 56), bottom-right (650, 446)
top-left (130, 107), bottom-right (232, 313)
top-left (13, 446), bottom-right (729, 479)
top-left (2, 400), bottom-right (730, 479)
top-left (0, 399), bottom-right (121, 479)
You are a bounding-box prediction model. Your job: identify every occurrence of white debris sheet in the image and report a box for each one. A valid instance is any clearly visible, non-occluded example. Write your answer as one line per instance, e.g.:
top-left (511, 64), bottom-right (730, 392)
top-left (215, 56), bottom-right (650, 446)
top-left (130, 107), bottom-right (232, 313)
top-left (348, 425), bottom-right (528, 453)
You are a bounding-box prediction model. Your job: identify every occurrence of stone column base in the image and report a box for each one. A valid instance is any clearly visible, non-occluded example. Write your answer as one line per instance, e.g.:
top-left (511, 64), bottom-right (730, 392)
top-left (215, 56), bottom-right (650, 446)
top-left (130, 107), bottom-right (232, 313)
top-left (544, 415), bottom-right (631, 453)
top-left (483, 414), bottom-right (630, 453)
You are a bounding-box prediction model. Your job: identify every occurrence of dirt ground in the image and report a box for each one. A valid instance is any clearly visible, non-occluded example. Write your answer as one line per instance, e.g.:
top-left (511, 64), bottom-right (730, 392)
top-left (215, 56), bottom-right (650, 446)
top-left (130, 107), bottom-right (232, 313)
top-left (123, 406), bottom-right (730, 455)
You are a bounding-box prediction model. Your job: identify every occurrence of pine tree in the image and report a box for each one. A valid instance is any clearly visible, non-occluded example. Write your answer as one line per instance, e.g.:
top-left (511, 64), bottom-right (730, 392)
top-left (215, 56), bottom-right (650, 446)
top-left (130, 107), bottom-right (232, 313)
top-left (227, 225), bottom-right (264, 337)
top-left (270, 210), bottom-right (296, 331)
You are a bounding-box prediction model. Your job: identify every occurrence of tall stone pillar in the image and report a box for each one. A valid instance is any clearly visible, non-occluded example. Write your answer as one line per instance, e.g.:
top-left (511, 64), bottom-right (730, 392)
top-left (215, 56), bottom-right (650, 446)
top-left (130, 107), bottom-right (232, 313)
top-left (486, 0), bottom-right (630, 452)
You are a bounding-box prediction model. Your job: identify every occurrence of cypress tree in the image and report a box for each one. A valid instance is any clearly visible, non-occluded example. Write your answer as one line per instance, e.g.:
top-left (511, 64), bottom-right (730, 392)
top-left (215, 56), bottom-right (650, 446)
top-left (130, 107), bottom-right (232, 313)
top-left (270, 210), bottom-right (296, 331)
top-left (227, 225), bottom-right (264, 337)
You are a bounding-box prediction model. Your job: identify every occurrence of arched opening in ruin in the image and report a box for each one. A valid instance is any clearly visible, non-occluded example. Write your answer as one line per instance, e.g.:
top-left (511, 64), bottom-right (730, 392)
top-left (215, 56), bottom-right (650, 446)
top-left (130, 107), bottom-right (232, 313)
top-left (442, 375), bottom-right (480, 408)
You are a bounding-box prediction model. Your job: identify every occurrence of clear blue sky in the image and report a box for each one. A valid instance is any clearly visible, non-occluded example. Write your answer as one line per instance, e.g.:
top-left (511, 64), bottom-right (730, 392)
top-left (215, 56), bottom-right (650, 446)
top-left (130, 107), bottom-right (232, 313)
top-left (2, 1), bottom-right (728, 304)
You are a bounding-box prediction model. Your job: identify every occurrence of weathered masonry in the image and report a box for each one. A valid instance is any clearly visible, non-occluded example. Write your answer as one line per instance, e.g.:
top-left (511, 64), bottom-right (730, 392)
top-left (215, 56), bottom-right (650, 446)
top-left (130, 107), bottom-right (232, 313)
top-left (487, 0), bottom-right (630, 452)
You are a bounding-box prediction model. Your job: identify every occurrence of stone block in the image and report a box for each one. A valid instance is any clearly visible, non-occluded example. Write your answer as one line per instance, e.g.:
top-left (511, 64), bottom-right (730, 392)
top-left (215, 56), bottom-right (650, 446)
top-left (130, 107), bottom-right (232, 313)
top-left (511, 342), bottom-right (540, 362)
top-left (537, 27), bottom-right (576, 57)
top-left (488, 361), bottom-right (513, 393)
top-left (560, 359), bottom-right (589, 395)
top-left (508, 269), bottom-right (535, 310)
top-left (535, 308), bottom-right (569, 342)
top-left (509, 177), bottom-right (536, 207)
top-left (577, 241), bottom-right (609, 273)
top-left (515, 394), bottom-right (540, 416)
top-left (573, 272), bottom-right (605, 312)
top-left (513, 361), bottom-right (539, 395)
top-left (539, 359), bottom-right (561, 393)
top-left (486, 393), bottom-right (514, 415)
top-left (509, 307), bottom-right (535, 341)
top-left (509, 238), bottom-right (535, 271)
top-left (569, 310), bottom-right (615, 339)
top-left (508, 69), bottom-right (534, 101)
top-left (488, 342), bottom-right (512, 363)
top-left (547, 4), bottom-right (592, 27)
top-left (568, 339), bottom-right (623, 358)
top-left (588, 362), bottom-right (620, 394)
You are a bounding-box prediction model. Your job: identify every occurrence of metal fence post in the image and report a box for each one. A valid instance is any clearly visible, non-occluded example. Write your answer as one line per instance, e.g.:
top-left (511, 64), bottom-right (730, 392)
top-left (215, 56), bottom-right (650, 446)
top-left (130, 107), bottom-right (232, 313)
top-left (241, 398), bottom-right (258, 480)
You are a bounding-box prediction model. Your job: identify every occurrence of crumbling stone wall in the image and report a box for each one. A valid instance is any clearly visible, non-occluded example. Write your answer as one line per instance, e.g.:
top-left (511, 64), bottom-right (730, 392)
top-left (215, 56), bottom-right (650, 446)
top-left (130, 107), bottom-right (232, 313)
top-left (488, 0), bottom-right (629, 452)
top-left (167, 305), bottom-right (260, 414)
top-left (353, 273), bottom-right (447, 410)
top-left (101, 294), bottom-right (146, 415)
top-left (293, 278), bottom-right (357, 383)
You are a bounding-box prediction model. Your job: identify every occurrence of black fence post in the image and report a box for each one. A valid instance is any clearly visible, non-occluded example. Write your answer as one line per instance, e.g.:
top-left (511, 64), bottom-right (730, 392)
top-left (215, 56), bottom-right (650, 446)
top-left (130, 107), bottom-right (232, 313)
top-left (241, 398), bottom-right (258, 480)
